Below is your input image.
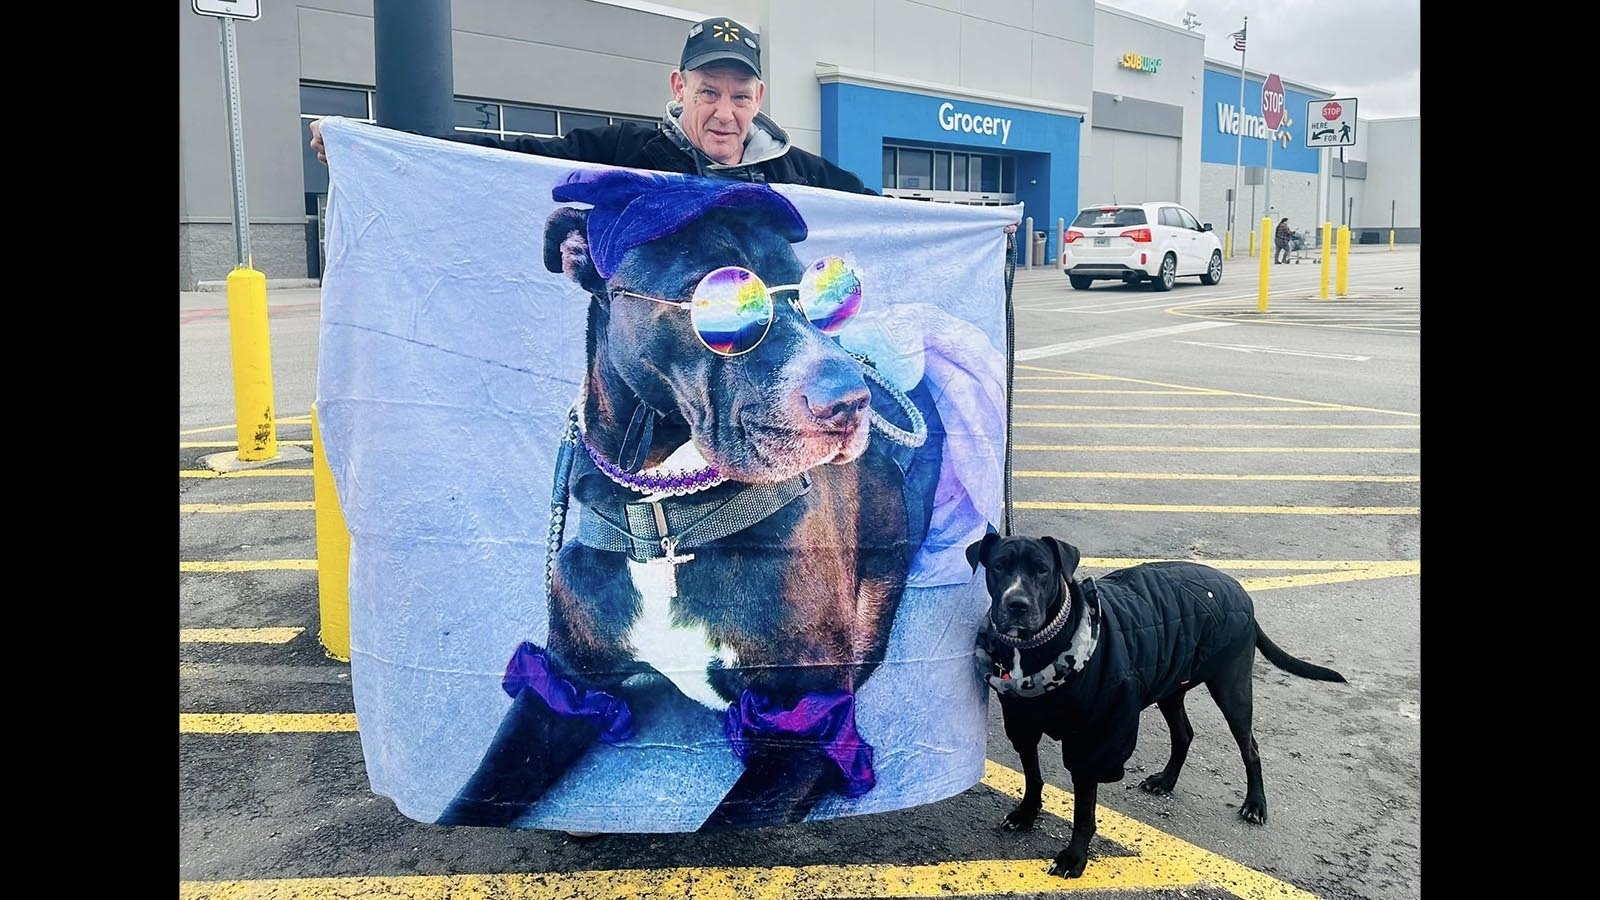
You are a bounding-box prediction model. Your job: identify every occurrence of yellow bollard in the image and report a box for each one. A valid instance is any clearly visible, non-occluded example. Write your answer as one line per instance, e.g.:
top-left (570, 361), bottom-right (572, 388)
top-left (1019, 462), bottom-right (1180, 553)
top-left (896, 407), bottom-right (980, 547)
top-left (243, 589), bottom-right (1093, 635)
top-left (1390, 230), bottom-right (1395, 250)
top-left (312, 404), bottom-right (352, 663)
top-left (1224, 230), bottom-right (1233, 260)
top-left (1248, 229), bottom-right (1256, 257)
top-left (1257, 217), bottom-right (1271, 313)
top-left (1336, 225), bottom-right (1351, 297)
top-left (227, 266), bottom-right (277, 461)
top-left (1320, 221), bottom-right (1332, 299)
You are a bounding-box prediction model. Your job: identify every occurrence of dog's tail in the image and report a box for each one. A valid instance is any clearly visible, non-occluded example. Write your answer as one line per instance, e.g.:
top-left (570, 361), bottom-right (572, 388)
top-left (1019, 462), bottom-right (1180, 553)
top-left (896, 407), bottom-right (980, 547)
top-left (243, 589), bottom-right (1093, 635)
top-left (1255, 624), bottom-right (1347, 683)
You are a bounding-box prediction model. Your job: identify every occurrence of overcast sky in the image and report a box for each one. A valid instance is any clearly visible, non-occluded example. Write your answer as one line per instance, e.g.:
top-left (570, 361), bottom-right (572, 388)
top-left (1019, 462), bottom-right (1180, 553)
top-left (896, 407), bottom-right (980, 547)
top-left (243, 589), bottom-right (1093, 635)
top-left (1098, 0), bottom-right (1420, 119)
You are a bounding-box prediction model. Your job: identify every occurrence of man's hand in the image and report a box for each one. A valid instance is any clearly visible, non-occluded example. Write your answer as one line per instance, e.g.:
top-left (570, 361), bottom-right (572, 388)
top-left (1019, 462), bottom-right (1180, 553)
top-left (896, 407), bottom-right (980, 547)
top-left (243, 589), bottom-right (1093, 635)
top-left (309, 117), bottom-right (327, 165)
top-left (1003, 223), bottom-right (1018, 235)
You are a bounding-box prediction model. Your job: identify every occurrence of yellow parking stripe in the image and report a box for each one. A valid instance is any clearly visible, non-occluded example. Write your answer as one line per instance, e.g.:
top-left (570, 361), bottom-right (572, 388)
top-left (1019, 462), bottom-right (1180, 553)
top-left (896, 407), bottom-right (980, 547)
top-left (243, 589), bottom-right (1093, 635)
top-left (180, 714), bottom-right (357, 734)
top-left (1016, 444), bottom-right (1418, 453)
top-left (982, 761), bottom-right (1322, 900)
top-left (1013, 365), bottom-right (1417, 417)
top-left (1017, 501), bottom-right (1418, 515)
top-left (181, 440), bottom-right (313, 448)
top-left (1239, 562), bottom-right (1420, 591)
top-left (1016, 388), bottom-right (1222, 395)
top-left (1081, 557), bottom-right (1409, 571)
top-left (181, 560), bottom-right (318, 572)
top-left (180, 628), bottom-right (304, 644)
top-left (180, 854), bottom-right (1196, 899)
top-left (181, 416), bottom-right (312, 436)
top-left (1015, 471), bottom-right (1417, 482)
top-left (179, 469), bottom-right (314, 478)
top-left (180, 502), bottom-right (316, 513)
top-left (1015, 404), bottom-right (1382, 412)
top-left (1014, 423), bottom-right (1417, 430)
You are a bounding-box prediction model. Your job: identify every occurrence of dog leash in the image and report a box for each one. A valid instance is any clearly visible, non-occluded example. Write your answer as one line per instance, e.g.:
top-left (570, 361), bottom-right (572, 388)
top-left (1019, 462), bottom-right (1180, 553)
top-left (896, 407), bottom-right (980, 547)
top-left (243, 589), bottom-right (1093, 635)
top-left (544, 406), bottom-right (582, 602)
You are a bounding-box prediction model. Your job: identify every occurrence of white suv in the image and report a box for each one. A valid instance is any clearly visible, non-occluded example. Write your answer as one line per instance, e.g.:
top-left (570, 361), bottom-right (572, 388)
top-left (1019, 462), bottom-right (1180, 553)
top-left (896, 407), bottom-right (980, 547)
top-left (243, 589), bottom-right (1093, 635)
top-left (1061, 202), bottom-right (1224, 291)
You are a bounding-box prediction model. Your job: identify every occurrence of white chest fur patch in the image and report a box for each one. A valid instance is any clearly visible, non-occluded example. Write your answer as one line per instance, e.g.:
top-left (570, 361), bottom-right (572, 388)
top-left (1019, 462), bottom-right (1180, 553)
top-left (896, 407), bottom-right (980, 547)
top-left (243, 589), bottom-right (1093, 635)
top-left (625, 558), bottom-right (733, 710)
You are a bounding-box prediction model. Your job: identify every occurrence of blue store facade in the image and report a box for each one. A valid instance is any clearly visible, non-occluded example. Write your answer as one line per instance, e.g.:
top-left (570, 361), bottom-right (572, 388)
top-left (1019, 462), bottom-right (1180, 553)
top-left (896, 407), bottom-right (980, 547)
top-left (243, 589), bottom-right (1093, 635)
top-left (817, 69), bottom-right (1085, 265)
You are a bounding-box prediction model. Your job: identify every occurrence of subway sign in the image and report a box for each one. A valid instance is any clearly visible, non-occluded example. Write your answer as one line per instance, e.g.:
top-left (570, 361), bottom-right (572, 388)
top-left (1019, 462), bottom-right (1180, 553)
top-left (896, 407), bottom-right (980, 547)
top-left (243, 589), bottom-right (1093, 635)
top-left (1119, 52), bottom-right (1161, 73)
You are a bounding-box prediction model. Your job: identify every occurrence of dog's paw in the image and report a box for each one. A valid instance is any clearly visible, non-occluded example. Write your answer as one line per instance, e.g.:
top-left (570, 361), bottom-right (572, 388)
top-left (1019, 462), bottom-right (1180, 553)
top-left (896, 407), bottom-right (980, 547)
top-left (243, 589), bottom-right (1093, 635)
top-left (1139, 772), bottom-right (1177, 795)
top-left (1001, 802), bottom-right (1040, 832)
top-left (1047, 845), bottom-right (1090, 879)
top-left (1239, 797), bottom-right (1268, 825)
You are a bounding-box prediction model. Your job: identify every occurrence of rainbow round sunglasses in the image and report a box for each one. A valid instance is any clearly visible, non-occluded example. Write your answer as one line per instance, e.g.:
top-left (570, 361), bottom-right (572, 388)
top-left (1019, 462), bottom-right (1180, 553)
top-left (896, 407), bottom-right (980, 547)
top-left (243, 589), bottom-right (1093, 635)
top-left (608, 257), bottom-right (863, 357)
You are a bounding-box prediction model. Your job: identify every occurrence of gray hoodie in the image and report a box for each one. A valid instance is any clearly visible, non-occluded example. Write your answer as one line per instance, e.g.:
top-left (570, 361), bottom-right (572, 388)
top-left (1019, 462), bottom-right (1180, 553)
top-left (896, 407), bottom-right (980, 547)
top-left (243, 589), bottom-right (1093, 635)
top-left (661, 101), bottom-right (794, 178)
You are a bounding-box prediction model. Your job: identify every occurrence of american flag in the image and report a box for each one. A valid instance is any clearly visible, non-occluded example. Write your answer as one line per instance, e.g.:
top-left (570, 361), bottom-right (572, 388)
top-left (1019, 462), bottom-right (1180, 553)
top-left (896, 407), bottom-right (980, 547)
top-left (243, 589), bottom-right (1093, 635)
top-left (1230, 27), bottom-right (1246, 52)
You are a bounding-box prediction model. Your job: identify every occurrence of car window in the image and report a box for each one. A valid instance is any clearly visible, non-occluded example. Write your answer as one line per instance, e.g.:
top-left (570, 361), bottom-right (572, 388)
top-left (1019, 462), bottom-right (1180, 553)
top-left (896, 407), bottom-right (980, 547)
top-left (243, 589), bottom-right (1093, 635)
top-left (1159, 207), bottom-right (1183, 228)
top-left (1071, 207), bottom-right (1147, 228)
top-left (1177, 208), bottom-right (1201, 230)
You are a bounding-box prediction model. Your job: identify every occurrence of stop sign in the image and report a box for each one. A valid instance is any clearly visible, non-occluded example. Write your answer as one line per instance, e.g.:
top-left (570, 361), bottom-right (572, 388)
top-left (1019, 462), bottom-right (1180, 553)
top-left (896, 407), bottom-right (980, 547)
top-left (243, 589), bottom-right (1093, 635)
top-left (1322, 101), bottom-right (1342, 121)
top-left (1262, 73), bottom-right (1286, 131)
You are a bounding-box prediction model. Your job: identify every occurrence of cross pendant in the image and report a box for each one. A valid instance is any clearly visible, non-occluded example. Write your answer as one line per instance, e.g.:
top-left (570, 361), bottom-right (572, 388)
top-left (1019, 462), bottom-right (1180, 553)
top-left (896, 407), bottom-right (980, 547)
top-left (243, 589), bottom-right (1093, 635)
top-left (655, 537), bottom-right (695, 599)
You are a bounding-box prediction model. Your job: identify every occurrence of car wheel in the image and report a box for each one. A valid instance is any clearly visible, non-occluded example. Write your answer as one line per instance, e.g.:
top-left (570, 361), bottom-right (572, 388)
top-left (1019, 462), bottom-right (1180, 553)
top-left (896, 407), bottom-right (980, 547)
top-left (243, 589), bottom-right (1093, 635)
top-left (1069, 275), bottom-right (1093, 290)
top-left (1150, 254), bottom-right (1176, 292)
top-left (1200, 251), bottom-right (1223, 285)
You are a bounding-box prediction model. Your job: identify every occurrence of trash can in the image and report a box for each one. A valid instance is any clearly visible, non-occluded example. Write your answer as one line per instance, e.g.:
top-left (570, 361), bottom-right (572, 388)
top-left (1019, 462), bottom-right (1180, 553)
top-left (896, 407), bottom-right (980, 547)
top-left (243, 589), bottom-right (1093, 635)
top-left (1032, 231), bottom-right (1047, 266)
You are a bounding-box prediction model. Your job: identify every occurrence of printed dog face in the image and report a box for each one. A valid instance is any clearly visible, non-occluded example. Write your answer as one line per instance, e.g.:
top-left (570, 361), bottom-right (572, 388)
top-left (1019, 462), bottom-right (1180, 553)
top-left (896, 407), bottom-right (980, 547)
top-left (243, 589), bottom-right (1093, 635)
top-left (966, 534), bottom-right (1081, 637)
top-left (545, 204), bottom-right (872, 485)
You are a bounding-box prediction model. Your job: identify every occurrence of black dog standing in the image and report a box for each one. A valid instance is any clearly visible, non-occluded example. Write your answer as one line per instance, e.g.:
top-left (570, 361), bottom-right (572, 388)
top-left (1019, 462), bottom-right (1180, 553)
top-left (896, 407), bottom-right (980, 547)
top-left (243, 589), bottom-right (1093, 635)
top-left (966, 533), bottom-right (1346, 879)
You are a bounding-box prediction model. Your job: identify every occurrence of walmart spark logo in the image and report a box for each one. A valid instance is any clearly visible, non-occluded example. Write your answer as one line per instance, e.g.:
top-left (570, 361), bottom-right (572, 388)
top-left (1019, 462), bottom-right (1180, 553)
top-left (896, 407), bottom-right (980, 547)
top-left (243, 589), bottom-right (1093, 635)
top-left (713, 20), bottom-right (740, 42)
top-left (1274, 113), bottom-right (1294, 149)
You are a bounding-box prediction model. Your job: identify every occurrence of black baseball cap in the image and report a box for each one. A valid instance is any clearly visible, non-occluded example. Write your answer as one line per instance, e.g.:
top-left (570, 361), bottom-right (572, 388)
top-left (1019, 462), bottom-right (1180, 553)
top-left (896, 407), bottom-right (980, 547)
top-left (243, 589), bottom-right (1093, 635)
top-left (680, 17), bottom-right (762, 78)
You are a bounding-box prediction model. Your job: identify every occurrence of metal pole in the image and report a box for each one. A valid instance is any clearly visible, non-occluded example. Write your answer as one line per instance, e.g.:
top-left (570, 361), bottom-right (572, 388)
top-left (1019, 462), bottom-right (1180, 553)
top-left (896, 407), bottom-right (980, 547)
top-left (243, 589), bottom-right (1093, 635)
top-left (1022, 216), bottom-right (1033, 269)
top-left (1230, 17), bottom-right (1248, 251)
top-left (1340, 147), bottom-right (1347, 227)
top-left (221, 17), bottom-right (250, 267)
top-left (374, 0), bottom-right (455, 134)
top-left (1264, 135), bottom-right (1273, 226)
top-left (1055, 217), bottom-right (1065, 269)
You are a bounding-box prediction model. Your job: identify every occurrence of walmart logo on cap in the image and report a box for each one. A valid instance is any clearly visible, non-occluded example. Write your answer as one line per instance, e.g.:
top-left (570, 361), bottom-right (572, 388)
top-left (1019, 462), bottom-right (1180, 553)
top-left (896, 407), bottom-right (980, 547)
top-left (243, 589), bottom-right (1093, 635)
top-left (713, 20), bottom-right (740, 41)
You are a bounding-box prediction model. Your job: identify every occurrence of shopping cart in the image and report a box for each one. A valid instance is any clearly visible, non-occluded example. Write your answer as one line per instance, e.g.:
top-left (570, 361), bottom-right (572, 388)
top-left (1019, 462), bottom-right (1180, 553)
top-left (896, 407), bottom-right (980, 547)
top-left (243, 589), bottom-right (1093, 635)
top-left (1291, 229), bottom-right (1314, 264)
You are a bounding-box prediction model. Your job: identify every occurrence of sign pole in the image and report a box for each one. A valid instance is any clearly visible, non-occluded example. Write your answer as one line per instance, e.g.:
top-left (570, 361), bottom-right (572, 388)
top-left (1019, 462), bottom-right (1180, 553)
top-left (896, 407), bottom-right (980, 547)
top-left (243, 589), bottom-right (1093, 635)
top-left (221, 16), bottom-right (250, 267)
top-left (194, 0), bottom-right (276, 462)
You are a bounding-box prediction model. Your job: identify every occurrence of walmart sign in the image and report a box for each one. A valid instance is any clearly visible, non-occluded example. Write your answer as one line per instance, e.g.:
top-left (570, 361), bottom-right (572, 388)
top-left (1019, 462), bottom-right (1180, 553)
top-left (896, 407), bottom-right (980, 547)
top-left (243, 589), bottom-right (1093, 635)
top-left (1201, 69), bottom-right (1319, 173)
top-left (1119, 52), bottom-right (1161, 73)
